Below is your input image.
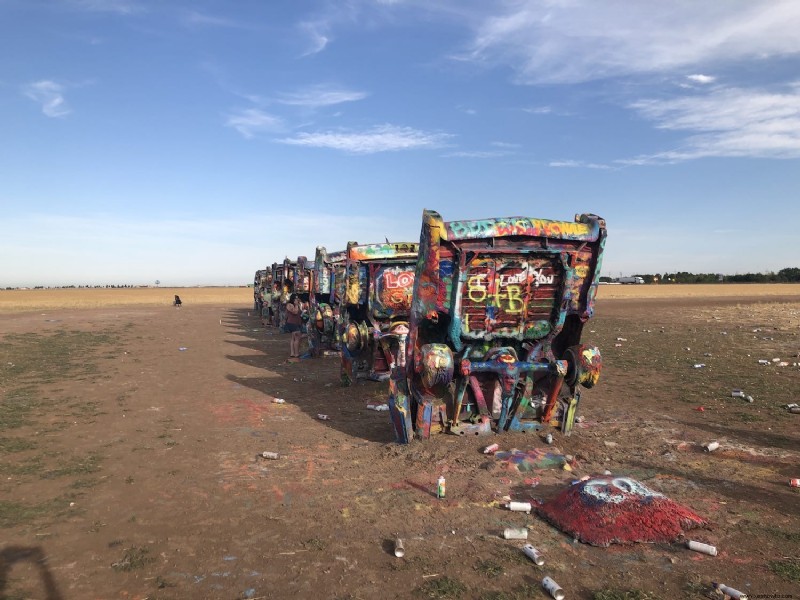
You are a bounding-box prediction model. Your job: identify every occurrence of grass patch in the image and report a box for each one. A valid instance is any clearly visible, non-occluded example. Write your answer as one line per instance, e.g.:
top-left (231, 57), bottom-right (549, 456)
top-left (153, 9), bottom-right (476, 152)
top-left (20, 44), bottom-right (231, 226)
top-left (41, 452), bottom-right (102, 479)
top-left (111, 546), bottom-right (154, 572)
top-left (593, 591), bottom-right (662, 600)
top-left (475, 559), bottom-right (504, 578)
top-left (302, 537), bottom-right (326, 550)
top-left (768, 559), bottom-right (800, 582)
top-left (0, 455), bottom-right (43, 476)
top-left (0, 436), bottom-right (37, 453)
top-left (415, 576), bottom-right (467, 599)
top-left (763, 527), bottom-right (800, 544)
top-left (0, 388), bottom-right (39, 430)
top-left (0, 497), bottom-right (66, 528)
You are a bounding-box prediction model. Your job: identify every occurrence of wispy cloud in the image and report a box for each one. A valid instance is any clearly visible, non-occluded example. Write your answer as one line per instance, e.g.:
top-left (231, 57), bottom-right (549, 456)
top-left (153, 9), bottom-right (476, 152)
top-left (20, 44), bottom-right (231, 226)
top-left (626, 84), bottom-right (800, 161)
top-left (443, 150), bottom-right (511, 159)
top-left (275, 85), bottom-right (368, 108)
top-left (686, 74), bottom-right (716, 85)
top-left (549, 159), bottom-right (612, 170)
top-left (23, 80), bottom-right (71, 118)
top-left (181, 10), bottom-right (244, 29)
top-left (298, 21), bottom-right (331, 56)
top-left (461, 1), bottom-right (800, 84)
top-left (225, 108), bottom-right (284, 138)
top-left (69, 0), bottom-right (143, 15)
top-left (278, 125), bottom-right (452, 154)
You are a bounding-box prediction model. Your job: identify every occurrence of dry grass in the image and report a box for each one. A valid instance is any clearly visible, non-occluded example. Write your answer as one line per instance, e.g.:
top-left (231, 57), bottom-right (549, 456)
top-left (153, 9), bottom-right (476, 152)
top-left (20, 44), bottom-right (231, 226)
top-left (1, 284), bottom-right (797, 313)
top-left (596, 283), bottom-right (800, 299)
top-left (0, 287), bottom-right (253, 312)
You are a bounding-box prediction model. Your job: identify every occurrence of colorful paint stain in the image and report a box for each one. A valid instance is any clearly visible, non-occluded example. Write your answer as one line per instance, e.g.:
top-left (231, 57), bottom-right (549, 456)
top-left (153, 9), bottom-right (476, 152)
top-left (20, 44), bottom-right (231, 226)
top-left (538, 475), bottom-right (707, 546)
top-left (494, 448), bottom-right (568, 472)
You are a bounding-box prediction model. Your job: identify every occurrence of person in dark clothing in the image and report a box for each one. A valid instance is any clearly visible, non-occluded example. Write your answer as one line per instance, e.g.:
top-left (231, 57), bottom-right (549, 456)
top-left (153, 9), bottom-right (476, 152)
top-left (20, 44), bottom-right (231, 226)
top-left (285, 293), bottom-right (303, 358)
top-left (174, 295), bottom-right (182, 307)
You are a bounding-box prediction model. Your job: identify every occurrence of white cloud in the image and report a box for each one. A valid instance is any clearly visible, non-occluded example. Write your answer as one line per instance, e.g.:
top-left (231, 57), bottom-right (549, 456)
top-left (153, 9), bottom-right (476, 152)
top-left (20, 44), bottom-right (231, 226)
top-left (299, 21), bottom-right (331, 56)
top-left (523, 106), bottom-right (552, 115)
top-left (443, 150), bottom-right (510, 158)
top-left (627, 84), bottom-right (800, 161)
top-left (687, 74), bottom-right (716, 85)
top-left (461, 1), bottom-right (800, 84)
top-left (225, 108), bottom-right (284, 138)
top-left (69, 0), bottom-right (142, 15)
top-left (275, 85), bottom-right (368, 108)
top-left (23, 80), bottom-right (71, 117)
top-left (182, 10), bottom-right (243, 29)
top-left (278, 125), bottom-right (452, 154)
top-left (549, 159), bottom-right (612, 170)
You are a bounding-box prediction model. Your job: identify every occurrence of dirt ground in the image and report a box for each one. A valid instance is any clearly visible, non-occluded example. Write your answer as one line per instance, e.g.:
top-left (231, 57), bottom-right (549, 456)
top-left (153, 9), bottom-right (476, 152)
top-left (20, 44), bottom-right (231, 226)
top-left (0, 289), bottom-right (798, 600)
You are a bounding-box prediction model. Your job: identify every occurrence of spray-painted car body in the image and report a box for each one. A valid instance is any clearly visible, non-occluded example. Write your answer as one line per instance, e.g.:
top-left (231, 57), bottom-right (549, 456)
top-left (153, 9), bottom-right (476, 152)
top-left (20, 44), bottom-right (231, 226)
top-left (308, 247), bottom-right (346, 356)
top-left (253, 269), bottom-right (269, 312)
top-left (340, 242), bottom-right (419, 385)
top-left (387, 210), bottom-right (606, 443)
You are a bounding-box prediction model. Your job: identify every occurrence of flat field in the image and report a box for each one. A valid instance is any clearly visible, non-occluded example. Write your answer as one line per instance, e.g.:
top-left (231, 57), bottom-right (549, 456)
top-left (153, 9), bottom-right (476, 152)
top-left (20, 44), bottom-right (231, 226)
top-left (0, 286), bottom-right (798, 599)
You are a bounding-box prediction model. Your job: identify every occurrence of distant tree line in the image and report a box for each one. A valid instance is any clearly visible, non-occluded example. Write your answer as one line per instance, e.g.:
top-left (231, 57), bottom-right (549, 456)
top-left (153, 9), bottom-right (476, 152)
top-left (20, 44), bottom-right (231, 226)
top-left (599, 267), bottom-right (800, 284)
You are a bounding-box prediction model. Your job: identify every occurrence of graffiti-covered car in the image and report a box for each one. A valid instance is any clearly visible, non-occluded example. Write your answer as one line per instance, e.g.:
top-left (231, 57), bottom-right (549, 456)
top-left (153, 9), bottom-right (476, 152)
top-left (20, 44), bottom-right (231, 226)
top-left (340, 241), bottom-right (419, 385)
top-left (308, 246), bottom-right (346, 356)
top-left (387, 210), bottom-right (606, 443)
top-left (253, 269), bottom-right (268, 312)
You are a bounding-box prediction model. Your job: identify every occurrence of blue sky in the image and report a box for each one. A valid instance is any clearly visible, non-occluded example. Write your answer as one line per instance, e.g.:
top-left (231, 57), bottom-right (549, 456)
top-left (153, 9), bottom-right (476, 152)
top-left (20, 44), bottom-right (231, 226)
top-left (2, 0), bottom-right (799, 287)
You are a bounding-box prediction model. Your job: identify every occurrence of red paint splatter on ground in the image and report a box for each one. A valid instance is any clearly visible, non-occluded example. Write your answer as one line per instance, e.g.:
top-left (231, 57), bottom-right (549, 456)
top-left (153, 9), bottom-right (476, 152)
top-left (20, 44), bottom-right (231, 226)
top-left (538, 475), bottom-right (707, 546)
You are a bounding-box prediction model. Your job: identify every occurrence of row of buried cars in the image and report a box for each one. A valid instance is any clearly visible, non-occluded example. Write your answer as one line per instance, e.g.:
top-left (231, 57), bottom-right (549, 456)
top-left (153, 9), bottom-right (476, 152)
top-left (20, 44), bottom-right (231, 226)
top-left (253, 209), bottom-right (608, 444)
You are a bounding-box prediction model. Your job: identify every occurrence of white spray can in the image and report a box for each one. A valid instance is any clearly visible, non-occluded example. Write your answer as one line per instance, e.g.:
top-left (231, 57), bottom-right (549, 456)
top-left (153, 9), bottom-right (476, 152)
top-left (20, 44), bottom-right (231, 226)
top-left (507, 501), bottom-right (532, 513)
top-left (503, 527), bottom-right (528, 540)
top-left (542, 576), bottom-right (565, 600)
top-left (686, 540), bottom-right (718, 556)
top-left (713, 583), bottom-right (748, 600)
top-left (522, 544), bottom-right (544, 565)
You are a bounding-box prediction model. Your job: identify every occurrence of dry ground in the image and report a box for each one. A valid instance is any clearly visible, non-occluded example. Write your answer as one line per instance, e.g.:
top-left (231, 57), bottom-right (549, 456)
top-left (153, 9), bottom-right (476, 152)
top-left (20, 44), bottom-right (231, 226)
top-left (0, 286), bottom-right (798, 600)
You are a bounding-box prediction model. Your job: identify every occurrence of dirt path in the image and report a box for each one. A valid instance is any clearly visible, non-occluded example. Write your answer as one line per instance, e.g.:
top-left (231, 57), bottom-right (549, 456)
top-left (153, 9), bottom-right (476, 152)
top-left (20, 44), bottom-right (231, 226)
top-left (1, 298), bottom-right (798, 599)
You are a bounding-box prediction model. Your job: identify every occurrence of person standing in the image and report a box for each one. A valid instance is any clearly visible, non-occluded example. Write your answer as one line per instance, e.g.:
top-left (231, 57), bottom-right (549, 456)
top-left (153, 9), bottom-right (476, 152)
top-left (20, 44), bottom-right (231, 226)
top-left (285, 293), bottom-right (303, 358)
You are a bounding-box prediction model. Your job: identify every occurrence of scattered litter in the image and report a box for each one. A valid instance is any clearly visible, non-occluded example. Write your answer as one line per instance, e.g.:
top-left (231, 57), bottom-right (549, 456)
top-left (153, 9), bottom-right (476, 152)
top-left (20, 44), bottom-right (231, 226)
top-left (704, 352), bottom-right (712, 357)
top-left (366, 403), bottom-right (389, 411)
top-left (693, 363), bottom-right (706, 369)
top-left (703, 441), bottom-right (720, 453)
top-left (758, 359), bottom-right (770, 365)
top-left (746, 395), bottom-right (754, 403)
top-left (788, 405), bottom-right (800, 415)
top-left (508, 501), bottom-right (532, 513)
top-left (778, 362), bottom-right (789, 367)
top-left (695, 406), bottom-right (705, 412)
top-left (685, 347), bottom-right (691, 351)
top-left (713, 583), bottom-right (748, 600)
top-left (437, 476), bottom-right (446, 499)
top-left (731, 390), bottom-right (745, 398)
top-left (790, 478), bottom-right (799, 488)
top-left (538, 476), bottom-right (707, 546)
top-left (545, 433), bottom-right (554, 445)
top-left (483, 443), bottom-right (500, 454)
top-left (542, 576), bottom-right (564, 600)
top-left (272, 398), bottom-right (286, 404)
top-left (503, 527), bottom-right (528, 540)
top-left (522, 544), bottom-right (544, 565)
top-left (259, 452), bottom-right (279, 460)
top-left (686, 540), bottom-right (717, 556)
top-left (772, 358), bottom-right (781, 363)
top-left (394, 538), bottom-right (405, 558)
top-left (614, 343), bottom-right (622, 347)
top-left (575, 415), bottom-right (585, 423)
top-left (317, 414), bottom-right (330, 421)
top-left (616, 337), bottom-right (627, 342)
top-left (178, 347), bottom-right (188, 351)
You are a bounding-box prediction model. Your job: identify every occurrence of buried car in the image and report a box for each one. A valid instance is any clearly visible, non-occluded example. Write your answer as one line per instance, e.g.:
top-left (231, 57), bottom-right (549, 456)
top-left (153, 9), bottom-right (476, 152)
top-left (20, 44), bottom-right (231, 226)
top-left (387, 210), bottom-right (606, 443)
top-left (308, 246), bottom-right (347, 356)
top-left (339, 241), bottom-right (419, 385)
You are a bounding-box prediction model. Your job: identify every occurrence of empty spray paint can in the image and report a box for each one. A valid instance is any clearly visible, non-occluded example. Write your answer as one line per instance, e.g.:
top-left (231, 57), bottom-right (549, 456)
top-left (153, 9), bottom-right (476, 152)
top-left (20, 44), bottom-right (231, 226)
top-left (436, 475), bottom-right (446, 499)
top-left (317, 414), bottom-right (330, 420)
top-left (260, 451), bottom-right (279, 460)
top-left (393, 538), bottom-right (405, 558)
top-left (545, 433), bottom-right (553, 445)
top-left (542, 576), bottom-right (565, 600)
top-left (790, 478), bottom-right (800, 488)
top-left (713, 583), bottom-right (748, 600)
top-left (272, 398), bottom-right (286, 404)
top-left (704, 441), bottom-right (720, 452)
top-left (508, 501), bottom-right (532, 513)
top-left (686, 540), bottom-right (718, 556)
top-left (483, 443), bottom-right (500, 454)
top-left (522, 544), bottom-right (545, 565)
top-left (503, 527), bottom-right (528, 540)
